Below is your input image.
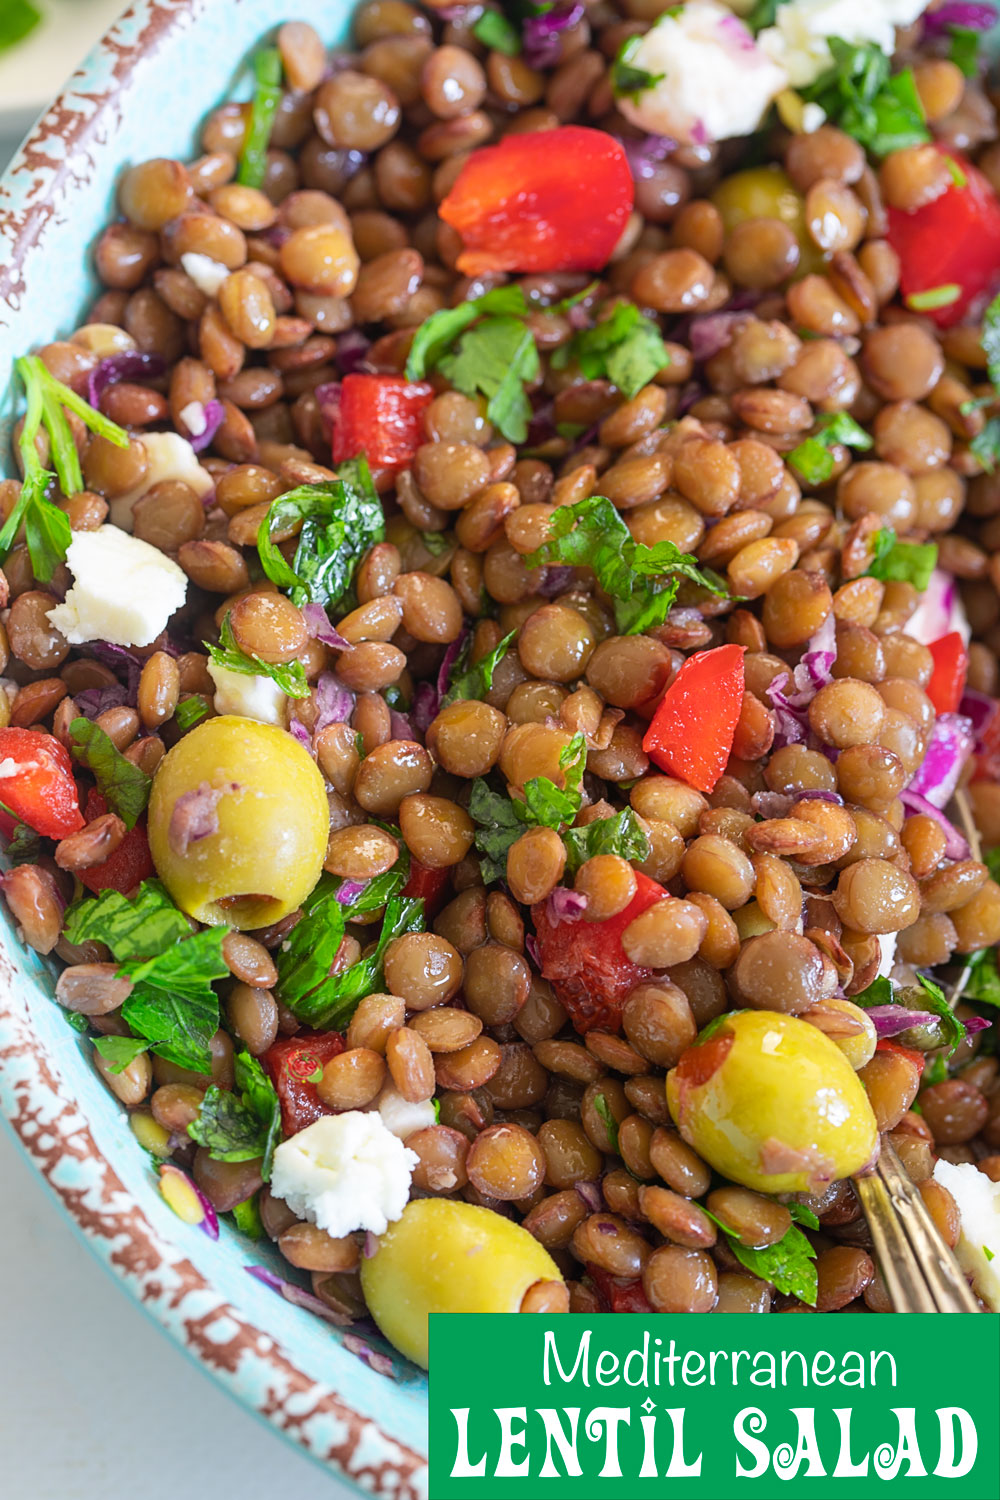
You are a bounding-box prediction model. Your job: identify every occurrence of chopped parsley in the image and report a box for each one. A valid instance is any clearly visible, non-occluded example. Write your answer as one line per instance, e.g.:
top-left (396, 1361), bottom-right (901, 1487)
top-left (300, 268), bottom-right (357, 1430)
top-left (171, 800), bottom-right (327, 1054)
top-left (0, 798), bottom-right (41, 864)
top-left (704, 1206), bottom-right (818, 1305)
top-left (561, 807), bottom-right (651, 875)
top-left (238, 47), bottom-right (283, 189)
top-left (866, 529), bottom-right (938, 591)
top-left (472, 8), bottom-right (521, 53)
top-left (786, 411), bottom-right (874, 486)
top-left (949, 25), bottom-right (981, 77)
top-left (206, 613), bottom-right (309, 699)
top-left (175, 694), bottom-right (211, 732)
top-left (610, 34), bottom-right (665, 98)
top-left (801, 39), bottom-right (928, 158)
top-left (256, 458), bottom-right (384, 613)
top-left (442, 629), bottom-right (516, 708)
top-left (189, 1049), bottom-right (282, 1180)
top-left (470, 734), bottom-right (588, 881)
top-left (593, 1093), bottom-right (620, 1154)
top-left (959, 947), bottom-right (1000, 1008)
top-left (525, 494), bottom-right (726, 634)
top-left (69, 716), bottom-right (151, 830)
top-left (906, 283), bottom-right (962, 312)
top-left (971, 293), bottom-right (1000, 471)
top-left (94, 1035), bottom-right (150, 1074)
top-left (232, 1194), bottom-right (264, 1239)
top-left (552, 301), bottom-right (670, 399)
top-left (0, 0), bottom-right (41, 52)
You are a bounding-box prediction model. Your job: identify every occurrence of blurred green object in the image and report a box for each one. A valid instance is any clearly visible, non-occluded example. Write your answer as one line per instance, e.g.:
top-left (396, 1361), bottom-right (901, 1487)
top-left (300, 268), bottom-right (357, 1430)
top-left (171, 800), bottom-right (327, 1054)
top-left (0, 0), bottom-right (41, 52)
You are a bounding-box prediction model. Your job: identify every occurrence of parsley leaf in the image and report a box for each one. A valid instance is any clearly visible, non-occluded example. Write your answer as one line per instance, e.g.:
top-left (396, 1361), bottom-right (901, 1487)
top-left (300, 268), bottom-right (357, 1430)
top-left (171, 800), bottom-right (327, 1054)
top-left (469, 735), bottom-right (588, 880)
top-left (788, 1202), bottom-right (821, 1231)
top-left (914, 971), bottom-right (965, 1055)
top-left (189, 1049), bottom-right (282, 1179)
top-left (949, 25), bottom-right (980, 77)
top-left (525, 494), bottom-right (726, 634)
top-left (786, 411), bottom-right (874, 485)
top-left (866, 530), bottom-right (938, 591)
top-left (593, 1094), bottom-right (620, 1153)
top-left (852, 973), bottom-right (894, 1009)
top-left (275, 861), bottom-right (410, 1009)
top-left (256, 458), bottom-right (384, 613)
top-left (728, 1223), bottom-right (818, 1304)
top-left (801, 39), bottom-right (928, 158)
top-left (120, 926), bottom-right (229, 1073)
top-left (552, 302), bottom-right (670, 399)
top-left (472, 7), bottom-right (521, 53)
top-left (206, 613), bottom-right (309, 699)
top-left (442, 629), bottom-right (516, 708)
top-left (69, 716), bottom-right (151, 830)
top-left (406, 285), bottom-right (531, 381)
top-left (468, 780), bottom-right (525, 883)
top-left (981, 291), bottom-right (1000, 389)
top-left (63, 879), bottom-right (193, 959)
top-left (93, 1035), bottom-right (150, 1074)
top-left (0, 0), bottom-right (41, 51)
top-left (610, 34), bottom-right (665, 98)
top-left (288, 894), bottom-right (425, 1030)
top-left (959, 947), bottom-right (1000, 1008)
top-left (0, 798), bottom-right (41, 864)
top-left (440, 317), bottom-right (540, 444)
top-left (238, 47), bottom-right (282, 189)
top-left (970, 417), bottom-right (1000, 473)
top-left (175, 694), bottom-right (210, 731)
top-left (562, 807), bottom-right (651, 875)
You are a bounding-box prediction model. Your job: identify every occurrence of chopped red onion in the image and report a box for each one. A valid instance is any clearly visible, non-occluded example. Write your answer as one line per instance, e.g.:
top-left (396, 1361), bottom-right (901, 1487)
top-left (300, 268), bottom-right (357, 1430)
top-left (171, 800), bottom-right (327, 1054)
top-left (620, 133), bottom-right (676, 180)
top-left (245, 1265), bottom-right (350, 1324)
top-left (315, 381), bottom-right (341, 441)
top-left (907, 713), bottom-right (974, 809)
top-left (82, 642), bottom-right (142, 703)
top-left (302, 602), bottom-right (350, 650)
top-left (960, 688), bottom-right (999, 746)
top-left (336, 329), bottom-right (372, 376)
top-left (525, 933), bottom-right (541, 968)
top-left (962, 1015), bottom-right (992, 1036)
top-left (162, 1164), bottom-right (219, 1240)
top-left (689, 311), bottom-right (751, 362)
top-left (546, 887), bottom-right (589, 922)
top-left (87, 350), bottom-right (166, 410)
top-left (73, 683), bottom-right (131, 719)
top-left (899, 789), bottom-right (970, 859)
top-left (288, 717), bottom-right (313, 751)
top-left (342, 1332), bottom-right (396, 1377)
top-left (336, 878), bottom-right (370, 905)
top-left (751, 790), bottom-right (793, 818)
top-left (717, 11), bottom-right (755, 48)
top-left (187, 398), bottom-right (224, 453)
top-left (866, 1005), bottom-right (938, 1037)
top-left (363, 1230), bottom-right (379, 1259)
top-left (766, 673), bottom-right (809, 747)
top-left (522, 2), bottom-right (584, 68)
top-left (575, 1180), bottom-right (602, 1212)
top-left (923, 2), bottom-right (996, 33)
top-left (690, 118), bottom-right (709, 147)
top-left (795, 788), bottom-right (843, 804)
top-left (538, 565), bottom-right (575, 597)
top-left (411, 682), bottom-right (439, 735)
top-left (313, 672), bottom-right (354, 735)
top-left (791, 612), bottom-right (837, 697)
top-left (168, 780), bottom-right (239, 857)
top-left (389, 709), bottom-right (414, 740)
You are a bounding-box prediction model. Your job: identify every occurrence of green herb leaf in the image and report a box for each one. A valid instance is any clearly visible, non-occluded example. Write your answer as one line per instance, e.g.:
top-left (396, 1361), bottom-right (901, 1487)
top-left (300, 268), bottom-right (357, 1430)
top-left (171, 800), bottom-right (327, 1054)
top-left (206, 613), bottom-right (309, 699)
top-left (285, 894), bottom-right (426, 1030)
top-left (866, 530), bottom-right (938, 591)
top-left (274, 859), bottom-right (410, 1010)
top-left (786, 411), bottom-right (874, 485)
top-left (922, 1053), bottom-right (948, 1088)
top-left (69, 716), bottom-right (151, 830)
top-left (525, 494), bottom-right (726, 634)
top-left (727, 1223), bottom-right (818, 1304)
top-left (468, 779), bottom-right (525, 882)
top-left (801, 39), bottom-right (928, 158)
top-left (121, 926), bottom-right (229, 1073)
top-left (610, 34), bottom-right (665, 98)
top-left (238, 47), bottom-right (283, 189)
top-left (0, 798), bottom-right (41, 864)
top-left (949, 24), bottom-right (980, 77)
top-left (175, 694), bottom-right (210, 731)
top-left (914, 971), bottom-right (965, 1056)
top-left (188, 1049), bottom-right (282, 1178)
top-left (852, 973), bottom-right (893, 1009)
top-left (788, 1202), bottom-right (821, 1231)
top-left (593, 1093), bottom-right (620, 1154)
top-left (439, 317), bottom-right (541, 444)
top-left (469, 738), bottom-right (587, 881)
top-left (744, 0), bottom-right (778, 30)
top-left (981, 291), bottom-right (1000, 389)
top-left (420, 529), bottom-right (452, 558)
top-left (552, 301), bottom-right (670, 399)
top-left (959, 947), bottom-right (1000, 1008)
top-left (971, 417), bottom-right (1000, 473)
top-left (442, 629), bottom-right (516, 708)
top-left (562, 807), bottom-right (651, 875)
top-left (985, 1244), bottom-right (996, 1262)
top-left (405, 285), bottom-right (530, 381)
top-left (906, 283), bottom-right (962, 312)
top-left (232, 1194), bottom-right (264, 1239)
top-left (63, 879), bottom-right (193, 960)
top-left (0, 0), bottom-right (41, 52)
top-left (62, 1007), bottom-right (89, 1033)
top-left (93, 1035), bottom-right (150, 1074)
top-left (256, 458), bottom-right (384, 614)
top-left (472, 8), bottom-right (521, 53)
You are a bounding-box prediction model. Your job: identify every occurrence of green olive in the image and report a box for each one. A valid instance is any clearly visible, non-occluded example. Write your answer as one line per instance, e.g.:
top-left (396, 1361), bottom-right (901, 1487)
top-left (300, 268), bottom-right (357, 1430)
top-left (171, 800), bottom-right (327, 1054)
top-left (148, 715), bottom-right (329, 929)
top-left (711, 166), bottom-right (825, 275)
top-left (360, 1199), bottom-right (563, 1368)
top-left (666, 1010), bottom-right (878, 1195)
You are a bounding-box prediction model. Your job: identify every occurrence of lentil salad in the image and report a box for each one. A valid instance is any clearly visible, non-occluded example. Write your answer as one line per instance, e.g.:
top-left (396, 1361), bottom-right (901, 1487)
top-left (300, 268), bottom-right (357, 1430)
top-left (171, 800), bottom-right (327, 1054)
top-left (2, 0), bottom-right (1000, 1362)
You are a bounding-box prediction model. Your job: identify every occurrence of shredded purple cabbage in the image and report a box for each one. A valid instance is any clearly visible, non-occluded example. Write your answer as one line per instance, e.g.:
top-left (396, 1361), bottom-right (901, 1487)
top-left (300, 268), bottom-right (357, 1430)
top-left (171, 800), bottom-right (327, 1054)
top-left (87, 350), bottom-right (166, 410)
top-left (923, 1), bottom-right (997, 33)
top-left (313, 672), bottom-right (354, 736)
top-left (792, 613), bottom-right (837, 697)
top-left (767, 673), bottom-right (809, 747)
top-left (245, 1265), bottom-right (349, 1324)
top-left (899, 789), bottom-right (970, 859)
top-left (336, 329), bottom-right (372, 376)
top-left (187, 398), bottom-right (225, 454)
top-left (522, 1), bottom-right (584, 68)
top-left (866, 1005), bottom-right (939, 1037)
top-left (907, 712), bottom-right (974, 808)
top-left (287, 717), bottom-right (313, 751)
top-left (81, 642), bottom-right (142, 704)
top-left (73, 683), bottom-right (131, 720)
top-left (302, 602), bottom-right (350, 650)
top-left (546, 887), bottom-right (589, 922)
top-left (538, 565), bottom-right (575, 598)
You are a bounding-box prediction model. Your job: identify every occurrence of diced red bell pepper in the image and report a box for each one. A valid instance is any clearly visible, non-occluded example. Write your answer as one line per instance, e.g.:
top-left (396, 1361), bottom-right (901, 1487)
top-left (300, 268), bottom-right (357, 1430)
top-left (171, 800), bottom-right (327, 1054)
top-left (439, 126), bottom-right (634, 276)
top-left (531, 871), bottom-right (669, 1034)
top-left (77, 789), bottom-right (155, 895)
top-left (264, 1031), bottom-right (346, 1137)
top-left (332, 373), bottom-right (433, 473)
top-left (642, 644), bottom-right (746, 794)
top-left (401, 858), bottom-right (450, 918)
top-left (887, 148), bottom-right (1000, 328)
top-left (926, 632), bottom-right (968, 716)
top-left (875, 1038), bottom-right (925, 1074)
top-left (0, 727), bottom-right (84, 840)
top-left (587, 1264), bottom-right (654, 1314)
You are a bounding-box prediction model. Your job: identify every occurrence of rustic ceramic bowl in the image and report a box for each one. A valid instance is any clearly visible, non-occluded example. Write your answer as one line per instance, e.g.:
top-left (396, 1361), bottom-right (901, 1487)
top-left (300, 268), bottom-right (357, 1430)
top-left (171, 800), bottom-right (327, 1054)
top-left (0, 4), bottom-right (428, 1495)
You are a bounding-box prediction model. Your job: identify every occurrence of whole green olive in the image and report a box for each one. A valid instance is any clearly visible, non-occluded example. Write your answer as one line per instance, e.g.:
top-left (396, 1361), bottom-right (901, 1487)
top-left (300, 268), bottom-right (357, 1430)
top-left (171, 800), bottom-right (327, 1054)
top-left (148, 715), bottom-right (329, 929)
top-left (360, 1198), bottom-right (564, 1368)
top-left (666, 1010), bottom-right (878, 1195)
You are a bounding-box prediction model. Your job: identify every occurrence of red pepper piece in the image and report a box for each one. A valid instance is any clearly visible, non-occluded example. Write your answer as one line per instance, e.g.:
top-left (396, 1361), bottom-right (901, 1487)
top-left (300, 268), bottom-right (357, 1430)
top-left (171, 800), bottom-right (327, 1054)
top-left (926, 631), bottom-right (968, 716)
top-left (400, 858), bottom-right (450, 919)
top-left (887, 148), bottom-right (1000, 328)
top-left (77, 789), bottom-right (155, 895)
top-left (587, 1264), bottom-right (654, 1314)
top-left (641, 644), bottom-right (746, 793)
top-left (0, 727), bottom-right (84, 840)
top-left (332, 372), bottom-right (433, 473)
top-left (875, 1038), bottom-right (925, 1073)
top-left (531, 871), bottom-right (669, 1034)
top-left (263, 1031), bottom-right (346, 1137)
top-left (439, 126), bottom-right (634, 276)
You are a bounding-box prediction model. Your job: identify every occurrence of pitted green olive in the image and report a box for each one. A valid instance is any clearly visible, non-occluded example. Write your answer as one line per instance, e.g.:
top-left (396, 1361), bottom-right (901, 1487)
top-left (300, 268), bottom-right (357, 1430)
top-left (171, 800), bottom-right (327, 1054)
top-left (148, 715), bottom-right (329, 929)
top-left (360, 1198), bottom-right (564, 1368)
top-left (666, 1010), bottom-right (878, 1195)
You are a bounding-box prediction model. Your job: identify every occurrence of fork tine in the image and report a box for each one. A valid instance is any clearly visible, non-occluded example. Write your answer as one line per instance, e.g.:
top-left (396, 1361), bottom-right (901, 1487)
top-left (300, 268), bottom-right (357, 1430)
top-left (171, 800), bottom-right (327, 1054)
top-left (875, 1141), bottom-right (981, 1313)
top-left (853, 1169), bottom-right (939, 1313)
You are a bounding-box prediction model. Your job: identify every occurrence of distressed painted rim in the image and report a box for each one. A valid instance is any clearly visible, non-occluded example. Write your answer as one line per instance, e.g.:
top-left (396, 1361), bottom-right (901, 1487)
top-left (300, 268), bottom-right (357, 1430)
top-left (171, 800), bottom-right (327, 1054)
top-left (0, 4), bottom-right (428, 1492)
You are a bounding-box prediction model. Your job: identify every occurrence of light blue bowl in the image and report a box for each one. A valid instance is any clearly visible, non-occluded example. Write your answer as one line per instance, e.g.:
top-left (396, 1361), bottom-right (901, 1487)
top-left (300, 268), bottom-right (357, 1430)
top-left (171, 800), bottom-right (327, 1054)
top-left (0, 4), bottom-right (428, 1494)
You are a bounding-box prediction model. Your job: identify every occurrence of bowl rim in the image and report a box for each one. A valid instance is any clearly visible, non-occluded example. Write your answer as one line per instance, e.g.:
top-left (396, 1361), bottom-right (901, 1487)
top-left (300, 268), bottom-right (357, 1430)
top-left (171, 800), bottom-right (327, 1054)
top-left (0, 4), bottom-right (428, 1494)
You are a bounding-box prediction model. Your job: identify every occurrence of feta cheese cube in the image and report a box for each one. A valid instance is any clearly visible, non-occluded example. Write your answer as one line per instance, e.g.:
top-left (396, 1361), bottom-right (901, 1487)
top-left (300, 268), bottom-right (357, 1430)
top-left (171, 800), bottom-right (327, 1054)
top-left (932, 1158), bottom-right (1000, 1311)
top-left (110, 432), bottom-right (214, 531)
top-left (270, 1111), bottom-right (418, 1238)
top-left (207, 659), bottom-right (289, 727)
top-left (46, 525), bottom-right (187, 648)
top-left (759, 0), bottom-right (928, 90)
top-left (180, 251), bottom-right (231, 297)
top-left (617, 1), bottom-right (788, 146)
top-left (374, 1081), bottom-right (438, 1141)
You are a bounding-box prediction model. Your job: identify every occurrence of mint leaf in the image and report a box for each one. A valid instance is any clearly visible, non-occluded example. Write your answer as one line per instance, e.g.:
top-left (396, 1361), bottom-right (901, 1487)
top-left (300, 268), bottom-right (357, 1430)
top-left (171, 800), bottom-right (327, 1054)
top-left (915, 971), bottom-right (965, 1055)
top-left (93, 1035), bottom-right (150, 1074)
top-left (0, 797), bottom-right (41, 864)
top-left (562, 808), bottom-right (651, 875)
top-left (0, 0), bottom-right (41, 51)
top-left (788, 1202), bottom-right (821, 1231)
top-left (526, 494), bottom-right (725, 634)
top-left (469, 738), bottom-right (587, 882)
top-left (553, 302), bottom-right (669, 399)
top-left (63, 879), bottom-right (193, 960)
top-left (787, 411), bottom-right (873, 486)
top-left (442, 629), bottom-right (516, 707)
top-left (69, 716), bottom-right (151, 829)
top-left (275, 860), bottom-right (410, 1008)
top-left (472, 8), bottom-right (521, 53)
top-left (206, 613), bottom-right (309, 699)
top-left (120, 926), bottom-right (229, 1073)
top-left (728, 1223), bottom-right (818, 1304)
top-left (852, 973), bottom-right (893, 1009)
top-left (949, 25), bottom-right (980, 76)
top-left (189, 1048), bottom-right (282, 1178)
top-left (257, 458), bottom-right (383, 613)
top-left (468, 780), bottom-right (524, 883)
top-left (283, 893), bottom-right (425, 1030)
top-left (238, 47), bottom-right (282, 189)
top-left (611, 34), bottom-right (665, 98)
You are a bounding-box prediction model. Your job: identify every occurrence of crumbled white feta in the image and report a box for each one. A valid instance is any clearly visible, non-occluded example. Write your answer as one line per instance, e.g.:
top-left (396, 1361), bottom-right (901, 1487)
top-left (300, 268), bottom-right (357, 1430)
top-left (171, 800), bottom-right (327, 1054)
top-left (109, 432), bottom-right (214, 531)
top-left (374, 1081), bottom-right (438, 1141)
top-left (759, 0), bottom-right (928, 90)
top-left (905, 568), bottom-right (972, 647)
top-left (876, 931), bottom-right (897, 980)
top-left (46, 525), bottom-right (187, 649)
top-left (179, 401), bottom-right (208, 438)
top-left (207, 659), bottom-right (289, 727)
top-left (932, 1158), bottom-right (1000, 1311)
top-left (180, 251), bottom-right (230, 297)
top-left (269, 1111), bottom-right (418, 1238)
top-left (617, 1), bottom-right (788, 146)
